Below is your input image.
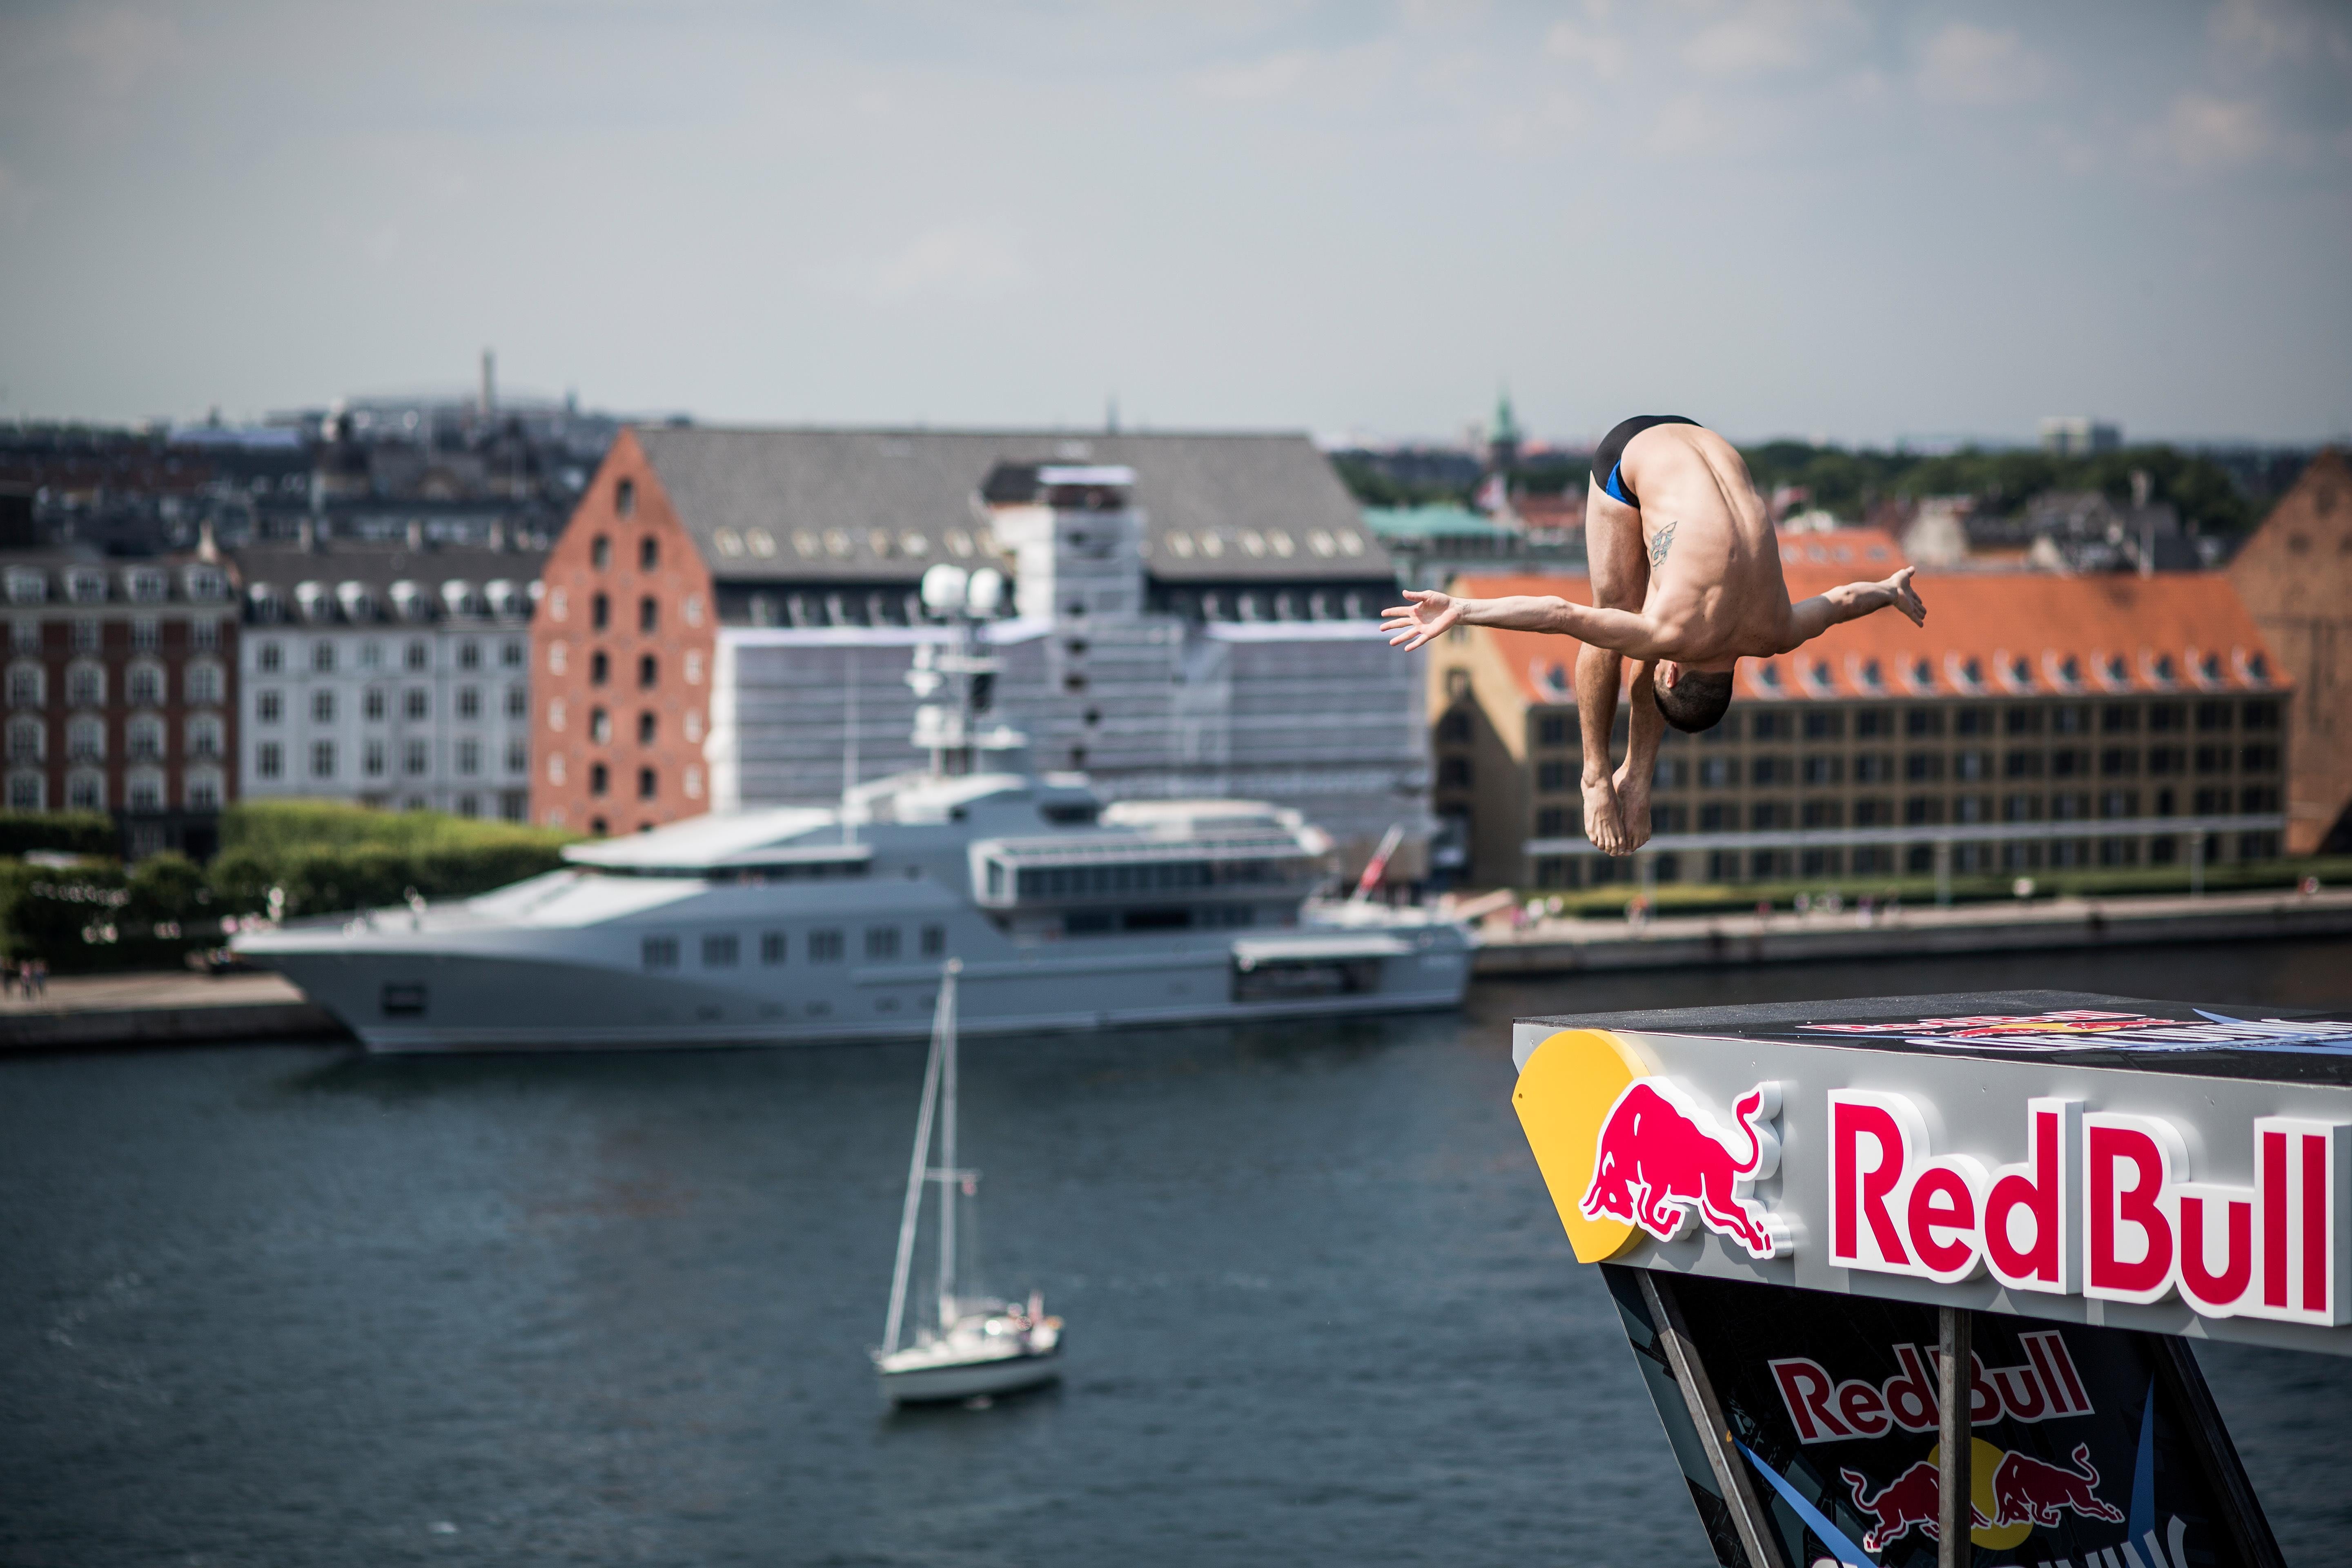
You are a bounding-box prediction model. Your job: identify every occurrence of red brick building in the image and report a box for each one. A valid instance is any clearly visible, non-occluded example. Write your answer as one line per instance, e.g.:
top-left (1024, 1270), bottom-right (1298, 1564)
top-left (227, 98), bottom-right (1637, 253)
top-left (530, 432), bottom-right (716, 835)
top-left (1, 552), bottom-right (238, 857)
top-left (2227, 449), bottom-right (2351, 853)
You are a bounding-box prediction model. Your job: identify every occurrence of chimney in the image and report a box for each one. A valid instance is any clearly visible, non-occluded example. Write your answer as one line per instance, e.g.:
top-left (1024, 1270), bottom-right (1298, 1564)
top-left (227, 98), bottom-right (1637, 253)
top-left (488, 519), bottom-right (508, 553)
top-left (406, 518), bottom-right (426, 552)
top-left (297, 516), bottom-right (317, 553)
top-left (197, 518), bottom-right (219, 563)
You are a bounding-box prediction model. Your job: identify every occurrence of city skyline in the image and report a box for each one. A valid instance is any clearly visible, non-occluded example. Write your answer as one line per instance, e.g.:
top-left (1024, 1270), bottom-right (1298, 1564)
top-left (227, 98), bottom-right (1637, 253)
top-left (2, 1), bottom-right (2348, 446)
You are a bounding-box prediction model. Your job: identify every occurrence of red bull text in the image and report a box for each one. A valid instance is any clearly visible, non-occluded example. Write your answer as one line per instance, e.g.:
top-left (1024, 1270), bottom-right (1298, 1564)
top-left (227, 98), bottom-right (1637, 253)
top-left (1771, 1331), bottom-right (2091, 1443)
top-left (1579, 1078), bottom-right (1789, 1259)
top-left (1828, 1091), bottom-right (2350, 1325)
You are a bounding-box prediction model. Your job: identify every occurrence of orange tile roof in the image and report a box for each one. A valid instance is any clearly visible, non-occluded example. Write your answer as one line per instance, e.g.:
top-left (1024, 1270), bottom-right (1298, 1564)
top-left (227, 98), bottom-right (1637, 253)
top-left (1450, 568), bottom-right (2289, 708)
top-left (1773, 527), bottom-right (1908, 572)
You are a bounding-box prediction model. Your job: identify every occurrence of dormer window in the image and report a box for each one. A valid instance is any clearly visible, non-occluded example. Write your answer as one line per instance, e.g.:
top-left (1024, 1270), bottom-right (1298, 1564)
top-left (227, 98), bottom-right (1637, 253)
top-left (126, 569), bottom-right (167, 603)
top-left (65, 570), bottom-right (105, 604)
top-left (5, 569), bottom-right (46, 605)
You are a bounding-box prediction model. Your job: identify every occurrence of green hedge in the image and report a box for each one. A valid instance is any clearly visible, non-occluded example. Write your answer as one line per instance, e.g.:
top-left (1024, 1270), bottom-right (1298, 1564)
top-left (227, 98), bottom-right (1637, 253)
top-left (1513, 854), bottom-right (2352, 921)
top-left (0, 801), bottom-right (584, 969)
top-left (0, 811), bottom-right (118, 859)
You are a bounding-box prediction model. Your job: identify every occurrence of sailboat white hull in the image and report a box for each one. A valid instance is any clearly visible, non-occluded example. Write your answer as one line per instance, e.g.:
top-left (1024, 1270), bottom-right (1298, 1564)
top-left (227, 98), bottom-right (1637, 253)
top-left (878, 1342), bottom-right (1064, 1404)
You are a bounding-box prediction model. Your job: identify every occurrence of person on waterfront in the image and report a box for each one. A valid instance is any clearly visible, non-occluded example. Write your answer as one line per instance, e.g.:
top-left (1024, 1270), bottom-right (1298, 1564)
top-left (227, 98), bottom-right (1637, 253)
top-left (31, 958), bottom-right (47, 998)
top-left (1383, 415), bottom-right (1926, 854)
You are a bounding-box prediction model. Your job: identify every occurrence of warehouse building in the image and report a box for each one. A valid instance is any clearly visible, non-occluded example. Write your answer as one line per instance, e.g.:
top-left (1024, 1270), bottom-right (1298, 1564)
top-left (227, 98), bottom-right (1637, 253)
top-left (1431, 537), bottom-right (2290, 888)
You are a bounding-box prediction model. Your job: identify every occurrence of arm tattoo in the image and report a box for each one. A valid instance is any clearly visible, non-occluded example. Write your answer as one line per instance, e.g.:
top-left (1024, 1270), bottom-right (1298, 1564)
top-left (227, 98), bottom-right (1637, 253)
top-left (1648, 521), bottom-right (1676, 569)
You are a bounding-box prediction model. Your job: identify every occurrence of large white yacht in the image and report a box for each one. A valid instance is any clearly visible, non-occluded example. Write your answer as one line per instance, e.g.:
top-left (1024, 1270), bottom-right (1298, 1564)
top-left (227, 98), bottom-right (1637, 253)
top-left (236, 567), bottom-right (1472, 1053)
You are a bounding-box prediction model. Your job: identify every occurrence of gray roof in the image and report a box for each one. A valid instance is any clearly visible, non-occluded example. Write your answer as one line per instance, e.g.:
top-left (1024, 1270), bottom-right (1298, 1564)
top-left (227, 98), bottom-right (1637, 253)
top-left (228, 541), bottom-right (547, 626)
top-left (630, 427), bottom-right (1393, 585)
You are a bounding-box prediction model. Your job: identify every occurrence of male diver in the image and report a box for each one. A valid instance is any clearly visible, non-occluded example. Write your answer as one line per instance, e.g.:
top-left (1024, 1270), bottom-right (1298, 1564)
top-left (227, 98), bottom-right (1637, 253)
top-left (1383, 415), bottom-right (1924, 855)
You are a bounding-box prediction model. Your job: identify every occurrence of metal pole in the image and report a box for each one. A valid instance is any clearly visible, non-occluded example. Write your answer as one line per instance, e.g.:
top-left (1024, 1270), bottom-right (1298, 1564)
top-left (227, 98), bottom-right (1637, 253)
top-left (2189, 830), bottom-right (2205, 898)
top-left (935, 962), bottom-right (959, 1333)
top-left (1934, 838), bottom-right (1952, 908)
top-left (1938, 1305), bottom-right (1973, 1568)
top-left (1640, 1272), bottom-right (1788, 1568)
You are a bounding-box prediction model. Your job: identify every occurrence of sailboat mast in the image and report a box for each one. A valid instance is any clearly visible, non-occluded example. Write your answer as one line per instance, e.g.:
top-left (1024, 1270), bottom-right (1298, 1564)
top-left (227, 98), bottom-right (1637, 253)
top-left (935, 961), bottom-right (960, 1331)
top-left (880, 980), bottom-right (948, 1356)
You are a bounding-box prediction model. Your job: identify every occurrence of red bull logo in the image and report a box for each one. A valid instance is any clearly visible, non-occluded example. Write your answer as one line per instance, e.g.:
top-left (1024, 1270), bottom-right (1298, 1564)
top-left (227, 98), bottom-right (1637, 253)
top-left (1578, 1077), bottom-right (1790, 1260)
top-left (1771, 1332), bottom-right (2092, 1443)
top-left (1828, 1088), bottom-right (2351, 1325)
top-left (1841, 1440), bottom-right (2122, 1555)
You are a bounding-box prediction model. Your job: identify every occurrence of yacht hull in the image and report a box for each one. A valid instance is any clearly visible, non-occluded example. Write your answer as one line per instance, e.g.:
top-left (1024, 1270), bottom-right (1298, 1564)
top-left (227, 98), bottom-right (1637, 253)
top-left (249, 939), bottom-right (1472, 1052)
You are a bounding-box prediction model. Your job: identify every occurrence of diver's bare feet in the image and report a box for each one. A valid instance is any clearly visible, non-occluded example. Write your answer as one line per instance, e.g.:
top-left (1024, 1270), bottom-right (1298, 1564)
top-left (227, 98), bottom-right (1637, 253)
top-left (1583, 774), bottom-right (1629, 857)
top-left (1611, 757), bottom-right (1653, 852)
top-left (1886, 566), bottom-right (1926, 627)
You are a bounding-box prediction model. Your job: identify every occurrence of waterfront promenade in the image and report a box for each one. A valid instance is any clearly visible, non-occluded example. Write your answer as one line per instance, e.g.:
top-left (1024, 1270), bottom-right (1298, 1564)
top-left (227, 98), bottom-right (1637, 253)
top-left (0, 970), bottom-right (339, 1051)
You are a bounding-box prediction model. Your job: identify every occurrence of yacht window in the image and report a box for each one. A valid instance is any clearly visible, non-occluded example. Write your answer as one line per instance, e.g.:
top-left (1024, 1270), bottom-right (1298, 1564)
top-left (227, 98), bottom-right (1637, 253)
top-left (760, 931), bottom-right (786, 966)
top-left (919, 924), bottom-right (945, 958)
top-left (808, 929), bottom-right (844, 963)
top-left (701, 933), bottom-right (738, 968)
top-left (864, 927), bottom-right (900, 961)
top-left (641, 935), bottom-right (679, 970)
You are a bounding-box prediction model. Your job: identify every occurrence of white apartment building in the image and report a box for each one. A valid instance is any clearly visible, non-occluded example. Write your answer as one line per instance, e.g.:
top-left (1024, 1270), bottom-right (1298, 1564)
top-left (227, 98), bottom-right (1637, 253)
top-left (232, 538), bottom-right (544, 818)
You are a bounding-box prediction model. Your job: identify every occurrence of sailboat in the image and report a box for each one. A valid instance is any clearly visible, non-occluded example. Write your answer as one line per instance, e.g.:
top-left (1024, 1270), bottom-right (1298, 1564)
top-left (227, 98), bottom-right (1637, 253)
top-left (873, 959), bottom-right (1064, 1405)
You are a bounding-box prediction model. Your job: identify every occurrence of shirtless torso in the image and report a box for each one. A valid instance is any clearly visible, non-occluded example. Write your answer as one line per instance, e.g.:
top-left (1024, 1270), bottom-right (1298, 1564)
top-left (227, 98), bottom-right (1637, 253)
top-left (1384, 416), bottom-right (1924, 855)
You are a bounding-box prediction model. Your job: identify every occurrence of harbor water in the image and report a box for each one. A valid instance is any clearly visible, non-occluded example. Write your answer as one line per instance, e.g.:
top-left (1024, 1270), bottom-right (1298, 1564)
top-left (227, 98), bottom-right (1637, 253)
top-left (7, 941), bottom-right (2352, 1566)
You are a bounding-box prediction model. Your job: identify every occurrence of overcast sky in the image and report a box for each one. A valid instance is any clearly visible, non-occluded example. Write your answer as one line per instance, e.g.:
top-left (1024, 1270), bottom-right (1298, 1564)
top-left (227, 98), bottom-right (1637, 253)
top-left (2, 1), bottom-right (2347, 446)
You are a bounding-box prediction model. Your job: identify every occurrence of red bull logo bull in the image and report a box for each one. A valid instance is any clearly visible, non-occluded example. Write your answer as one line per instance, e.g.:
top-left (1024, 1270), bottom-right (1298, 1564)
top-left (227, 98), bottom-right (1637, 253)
top-left (1578, 1077), bottom-right (1790, 1260)
top-left (1842, 1439), bottom-right (2123, 1555)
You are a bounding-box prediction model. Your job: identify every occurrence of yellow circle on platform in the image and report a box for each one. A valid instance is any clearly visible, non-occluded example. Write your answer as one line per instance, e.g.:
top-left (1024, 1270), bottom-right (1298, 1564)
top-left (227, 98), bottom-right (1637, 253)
top-left (1924, 1438), bottom-right (2034, 1551)
top-left (1512, 1028), bottom-right (1650, 1263)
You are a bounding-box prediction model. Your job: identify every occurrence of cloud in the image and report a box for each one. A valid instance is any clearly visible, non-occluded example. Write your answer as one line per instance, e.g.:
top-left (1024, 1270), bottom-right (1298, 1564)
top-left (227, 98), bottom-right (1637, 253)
top-left (1190, 38), bottom-right (1401, 104)
top-left (1649, 93), bottom-right (1737, 157)
top-left (2211, 0), bottom-right (2352, 67)
top-left (2162, 91), bottom-right (2276, 170)
top-left (1681, 2), bottom-right (1836, 80)
top-left (62, 7), bottom-right (179, 97)
top-left (1544, 21), bottom-right (1627, 78)
top-left (1916, 22), bottom-right (2050, 105)
top-left (1195, 49), bottom-right (1316, 100)
top-left (827, 225), bottom-right (1032, 304)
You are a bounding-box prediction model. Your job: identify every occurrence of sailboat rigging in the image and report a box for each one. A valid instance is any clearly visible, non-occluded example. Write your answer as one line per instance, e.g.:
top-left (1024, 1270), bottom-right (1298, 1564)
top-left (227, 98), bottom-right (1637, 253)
top-left (873, 960), bottom-right (1063, 1404)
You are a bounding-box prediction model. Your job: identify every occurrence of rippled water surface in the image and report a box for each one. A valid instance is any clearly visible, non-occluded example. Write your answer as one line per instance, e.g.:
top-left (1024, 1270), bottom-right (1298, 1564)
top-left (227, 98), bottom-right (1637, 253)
top-left (5, 941), bottom-right (2351, 1567)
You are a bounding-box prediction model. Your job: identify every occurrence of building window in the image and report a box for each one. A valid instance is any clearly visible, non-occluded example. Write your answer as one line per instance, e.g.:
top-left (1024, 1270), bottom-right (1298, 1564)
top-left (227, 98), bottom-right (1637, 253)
top-left (1437, 757), bottom-right (1471, 788)
top-left (126, 664), bottom-right (163, 706)
top-left (1906, 708), bottom-right (1942, 737)
top-left (127, 716), bottom-right (163, 760)
top-left (186, 716), bottom-right (222, 760)
top-left (684, 766), bottom-right (703, 800)
top-left (258, 742), bottom-right (283, 780)
top-left (457, 687), bottom-right (480, 721)
top-left (1802, 800), bottom-right (1842, 828)
top-left (506, 739), bottom-right (527, 773)
top-left (2195, 701), bottom-right (2232, 732)
top-left (70, 621), bottom-right (99, 653)
top-left (2242, 699), bottom-right (2280, 730)
top-left (131, 618), bottom-right (159, 653)
top-left (406, 640), bottom-right (429, 672)
top-left (459, 640), bottom-right (481, 671)
top-left (592, 535), bottom-right (612, 569)
top-left (5, 717), bottom-right (40, 763)
top-left (1751, 755), bottom-right (1791, 786)
top-left (637, 766), bottom-right (656, 799)
top-left (590, 762), bottom-right (609, 796)
top-left (67, 664), bottom-right (104, 707)
top-left (502, 640), bottom-right (525, 668)
top-left (641, 934), bottom-right (678, 970)
top-left (548, 754), bottom-right (566, 786)
top-left (639, 597), bottom-right (659, 633)
top-left (365, 740), bottom-right (385, 777)
top-left (1536, 760), bottom-right (1568, 792)
top-left (1749, 712), bottom-right (1789, 741)
top-left (590, 708), bottom-right (610, 744)
top-left (590, 651), bottom-right (610, 686)
top-left (639, 536), bottom-right (659, 570)
top-left (592, 592), bottom-right (610, 631)
top-left (185, 662), bottom-right (223, 704)
top-left (457, 739), bottom-right (479, 776)
top-left (67, 771), bottom-right (105, 811)
top-left (637, 711), bottom-right (657, 745)
top-left (638, 653), bottom-right (658, 688)
top-left (920, 924), bottom-right (945, 958)
top-left (702, 933), bottom-right (738, 968)
top-left (404, 739), bottom-right (429, 776)
top-left (506, 686), bottom-right (527, 719)
top-left (365, 689), bottom-right (387, 722)
top-left (185, 771), bottom-right (220, 811)
top-left (2241, 744), bottom-right (2279, 773)
top-left (258, 690), bottom-right (283, 724)
top-left (1801, 755), bottom-right (1840, 786)
top-left (405, 689), bottom-right (429, 720)
top-left (760, 931), bottom-right (786, 965)
top-left (865, 926), bottom-right (900, 960)
top-left (1904, 796), bottom-right (1941, 825)
top-left (311, 641), bottom-right (334, 673)
top-left (67, 716), bottom-right (102, 761)
top-left (685, 651), bottom-right (703, 685)
top-left (312, 741), bottom-right (336, 778)
top-left (808, 929), bottom-right (844, 963)
top-left (1804, 710), bottom-right (1843, 740)
top-left (2004, 751), bottom-right (2042, 779)
top-left (257, 641), bottom-right (283, 673)
top-left (192, 620), bottom-right (219, 653)
top-left (312, 690), bottom-right (335, 724)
